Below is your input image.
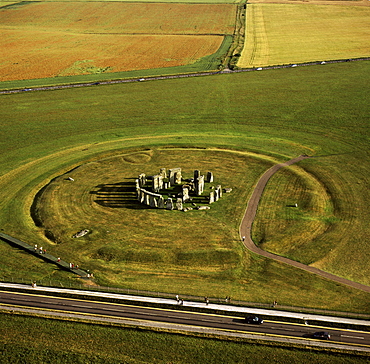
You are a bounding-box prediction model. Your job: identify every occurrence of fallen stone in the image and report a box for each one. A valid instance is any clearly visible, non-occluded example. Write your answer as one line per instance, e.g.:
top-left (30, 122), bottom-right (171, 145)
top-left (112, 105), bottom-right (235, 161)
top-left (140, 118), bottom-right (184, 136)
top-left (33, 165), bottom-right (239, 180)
top-left (73, 229), bottom-right (89, 238)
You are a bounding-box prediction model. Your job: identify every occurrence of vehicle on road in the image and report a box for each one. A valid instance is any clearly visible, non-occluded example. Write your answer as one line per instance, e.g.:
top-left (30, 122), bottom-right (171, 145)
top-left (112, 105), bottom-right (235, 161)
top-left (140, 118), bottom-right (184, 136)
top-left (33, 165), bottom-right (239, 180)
top-left (244, 315), bottom-right (263, 325)
top-left (313, 331), bottom-right (330, 340)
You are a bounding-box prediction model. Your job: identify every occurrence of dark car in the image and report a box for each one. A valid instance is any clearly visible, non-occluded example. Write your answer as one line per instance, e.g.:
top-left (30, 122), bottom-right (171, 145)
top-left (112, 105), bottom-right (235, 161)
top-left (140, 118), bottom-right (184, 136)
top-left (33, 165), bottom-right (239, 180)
top-left (244, 315), bottom-right (263, 325)
top-left (313, 331), bottom-right (330, 340)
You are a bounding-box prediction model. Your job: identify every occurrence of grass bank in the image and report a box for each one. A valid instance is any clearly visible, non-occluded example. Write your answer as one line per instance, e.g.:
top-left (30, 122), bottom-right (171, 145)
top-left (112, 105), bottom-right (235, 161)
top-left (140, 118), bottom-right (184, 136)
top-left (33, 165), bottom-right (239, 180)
top-left (0, 313), bottom-right (369, 364)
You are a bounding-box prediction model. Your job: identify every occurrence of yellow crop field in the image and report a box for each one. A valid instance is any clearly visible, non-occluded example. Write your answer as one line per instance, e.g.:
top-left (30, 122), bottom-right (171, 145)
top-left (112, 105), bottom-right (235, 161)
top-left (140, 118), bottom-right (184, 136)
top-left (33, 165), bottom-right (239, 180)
top-left (238, 2), bottom-right (370, 67)
top-left (0, 2), bottom-right (236, 81)
top-left (1, 30), bottom-right (224, 80)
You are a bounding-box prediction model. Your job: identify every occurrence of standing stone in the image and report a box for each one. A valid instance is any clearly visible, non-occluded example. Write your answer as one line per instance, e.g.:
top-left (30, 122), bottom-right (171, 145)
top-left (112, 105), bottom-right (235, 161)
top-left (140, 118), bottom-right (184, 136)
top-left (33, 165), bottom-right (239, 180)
top-left (175, 171), bottom-right (181, 184)
top-left (139, 189), bottom-right (145, 203)
top-left (158, 196), bottom-right (165, 209)
top-left (196, 175), bottom-right (205, 196)
top-left (214, 187), bottom-right (219, 201)
top-left (182, 186), bottom-right (190, 202)
top-left (165, 198), bottom-right (174, 210)
top-left (138, 173), bottom-right (146, 188)
top-left (194, 170), bottom-right (200, 180)
top-left (169, 168), bottom-right (182, 184)
top-left (149, 195), bottom-right (158, 208)
top-left (207, 172), bottom-right (213, 183)
top-left (209, 191), bottom-right (215, 204)
top-left (217, 185), bottom-right (222, 198)
top-left (152, 175), bottom-right (163, 193)
top-left (159, 168), bottom-right (167, 178)
top-left (135, 180), bottom-right (140, 198)
top-left (152, 176), bottom-right (158, 193)
top-left (176, 198), bottom-right (183, 210)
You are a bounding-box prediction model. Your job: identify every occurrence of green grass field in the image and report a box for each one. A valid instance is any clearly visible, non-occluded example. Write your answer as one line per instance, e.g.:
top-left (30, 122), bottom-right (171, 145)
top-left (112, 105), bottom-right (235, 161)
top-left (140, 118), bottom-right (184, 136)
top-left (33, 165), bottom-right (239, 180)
top-left (0, 2), bottom-right (369, 361)
top-left (1, 313), bottom-right (369, 364)
top-left (0, 61), bottom-right (369, 312)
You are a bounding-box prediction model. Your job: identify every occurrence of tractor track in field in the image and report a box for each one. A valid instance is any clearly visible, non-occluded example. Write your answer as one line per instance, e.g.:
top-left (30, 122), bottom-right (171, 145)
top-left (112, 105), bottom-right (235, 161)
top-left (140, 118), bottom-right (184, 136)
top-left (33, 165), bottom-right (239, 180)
top-left (239, 155), bottom-right (370, 294)
top-left (1, 57), bottom-right (369, 95)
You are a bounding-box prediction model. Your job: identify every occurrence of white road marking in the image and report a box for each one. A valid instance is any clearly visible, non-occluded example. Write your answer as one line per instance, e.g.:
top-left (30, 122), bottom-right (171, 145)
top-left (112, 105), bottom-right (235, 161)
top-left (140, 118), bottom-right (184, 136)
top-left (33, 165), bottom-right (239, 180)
top-left (70, 304), bottom-right (94, 309)
top-left (199, 319), bottom-right (218, 323)
top-left (341, 335), bottom-right (364, 340)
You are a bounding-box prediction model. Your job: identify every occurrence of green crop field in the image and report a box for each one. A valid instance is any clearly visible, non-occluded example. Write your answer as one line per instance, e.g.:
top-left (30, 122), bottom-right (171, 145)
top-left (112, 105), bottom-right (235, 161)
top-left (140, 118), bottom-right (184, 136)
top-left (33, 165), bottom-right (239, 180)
top-left (0, 61), bottom-right (369, 312)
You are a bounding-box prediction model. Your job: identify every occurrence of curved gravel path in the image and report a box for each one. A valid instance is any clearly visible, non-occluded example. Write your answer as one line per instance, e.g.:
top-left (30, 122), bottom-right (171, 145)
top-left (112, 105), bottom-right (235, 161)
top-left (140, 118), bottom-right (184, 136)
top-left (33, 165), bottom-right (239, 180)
top-left (239, 155), bottom-right (370, 293)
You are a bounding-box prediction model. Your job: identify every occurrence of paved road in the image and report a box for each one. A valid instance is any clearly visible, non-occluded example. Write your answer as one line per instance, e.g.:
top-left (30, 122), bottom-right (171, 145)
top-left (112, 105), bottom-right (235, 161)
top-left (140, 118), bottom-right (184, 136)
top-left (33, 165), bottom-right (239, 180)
top-left (1, 289), bottom-right (369, 351)
top-left (1, 57), bottom-right (369, 95)
top-left (239, 155), bottom-right (370, 293)
top-left (2, 282), bottom-right (369, 326)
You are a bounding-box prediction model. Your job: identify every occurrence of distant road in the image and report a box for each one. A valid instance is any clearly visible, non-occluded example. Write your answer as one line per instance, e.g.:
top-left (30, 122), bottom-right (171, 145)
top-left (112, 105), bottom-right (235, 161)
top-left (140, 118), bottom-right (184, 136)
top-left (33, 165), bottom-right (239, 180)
top-left (239, 155), bottom-right (370, 294)
top-left (1, 57), bottom-right (369, 95)
top-left (1, 290), bottom-right (369, 350)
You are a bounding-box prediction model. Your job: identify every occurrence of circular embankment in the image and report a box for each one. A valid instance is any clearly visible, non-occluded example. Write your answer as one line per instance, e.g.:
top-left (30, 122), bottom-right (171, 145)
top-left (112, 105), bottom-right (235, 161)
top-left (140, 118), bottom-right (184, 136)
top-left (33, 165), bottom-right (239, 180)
top-left (14, 146), bottom-right (370, 299)
top-left (239, 155), bottom-right (370, 294)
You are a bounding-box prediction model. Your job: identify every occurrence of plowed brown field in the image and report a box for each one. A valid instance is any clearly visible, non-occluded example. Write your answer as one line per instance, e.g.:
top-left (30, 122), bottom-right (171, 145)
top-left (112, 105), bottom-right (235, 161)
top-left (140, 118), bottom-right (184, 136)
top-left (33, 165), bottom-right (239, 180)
top-left (0, 2), bottom-right (236, 81)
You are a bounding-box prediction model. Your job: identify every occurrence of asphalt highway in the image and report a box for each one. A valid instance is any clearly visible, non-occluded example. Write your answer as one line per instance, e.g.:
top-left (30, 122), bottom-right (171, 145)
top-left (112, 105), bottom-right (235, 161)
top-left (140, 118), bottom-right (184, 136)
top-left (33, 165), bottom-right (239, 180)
top-left (1, 290), bottom-right (369, 349)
